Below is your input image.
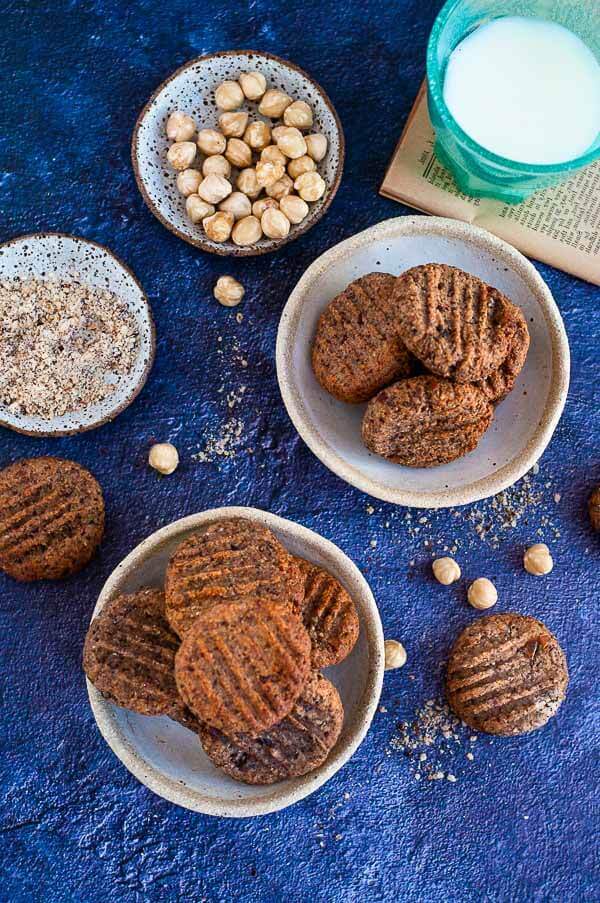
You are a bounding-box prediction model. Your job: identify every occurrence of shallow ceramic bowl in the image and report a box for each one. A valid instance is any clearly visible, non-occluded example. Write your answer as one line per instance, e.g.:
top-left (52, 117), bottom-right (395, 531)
top-left (87, 506), bottom-right (384, 817)
top-left (132, 50), bottom-right (344, 256)
top-left (276, 216), bottom-right (570, 508)
top-left (0, 233), bottom-right (155, 437)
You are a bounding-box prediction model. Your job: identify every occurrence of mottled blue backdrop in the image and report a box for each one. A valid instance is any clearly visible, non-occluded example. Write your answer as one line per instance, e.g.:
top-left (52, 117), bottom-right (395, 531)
top-left (0, 1), bottom-right (598, 901)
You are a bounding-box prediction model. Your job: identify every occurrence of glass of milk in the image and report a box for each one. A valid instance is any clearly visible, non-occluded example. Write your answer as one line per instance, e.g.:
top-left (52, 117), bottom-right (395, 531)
top-left (427, 0), bottom-right (600, 202)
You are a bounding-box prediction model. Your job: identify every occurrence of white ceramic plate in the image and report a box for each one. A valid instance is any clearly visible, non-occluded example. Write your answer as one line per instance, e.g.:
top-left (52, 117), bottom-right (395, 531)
top-left (131, 50), bottom-right (344, 256)
top-left (87, 507), bottom-right (384, 817)
top-left (276, 216), bottom-right (570, 508)
top-left (0, 233), bottom-right (155, 436)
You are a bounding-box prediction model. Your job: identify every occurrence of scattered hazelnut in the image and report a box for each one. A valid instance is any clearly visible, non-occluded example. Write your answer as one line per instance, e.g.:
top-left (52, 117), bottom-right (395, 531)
top-left (588, 485), bottom-right (600, 531)
top-left (244, 120), bottom-right (272, 151)
top-left (276, 126), bottom-right (307, 159)
top-left (261, 144), bottom-right (287, 166)
top-left (232, 215), bottom-right (263, 246)
top-left (239, 71), bottom-right (267, 101)
top-left (185, 195), bottom-right (215, 223)
top-left (271, 125), bottom-right (288, 144)
top-left (202, 154), bottom-right (232, 179)
top-left (176, 168), bottom-right (202, 197)
top-left (202, 210), bottom-right (234, 243)
top-left (304, 132), bottom-right (328, 162)
top-left (166, 111), bottom-right (196, 142)
top-left (266, 173), bottom-right (293, 200)
top-left (215, 79), bottom-right (244, 111)
top-left (197, 128), bottom-right (227, 156)
top-left (149, 442), bottom-right (179, 475)
top-left (432, 557), bottom-right (461, 585)
top-left (236, 167), bottom-right (261, 199)
top-left (252, 197), bottom-right (279, 217)
top-left (167, 141), bottom-right (197, 171)
top-left (287, 154), bottom-right (316, 179)
top-left (283, 100), bottom-right (313, 129)
top-left (523, 543), bottom-right (553, 576)
top-left (197, 173), bottom-right (232, 205)
top-left (294, 171), bottom-right (326, 201)
top-left (261, 207), bottom-right (290, 240)
top-left (384, 639), bottom-right (407, 670)
top-left (256, 159), bottom-right (286, 188)
top-left (279, 194), bottom-right (309, 224)
top-left (225, 137), bottom-right (253, 169)
top-left (258, 88), bottom-right (293, 118)
top-left (219, 191), bottom-right (252, 220)
top-left (214, 275), bottom-right (245, 307)
top-left (219, 110), bottom-right (249, 138)
top-left (467, 578), bottom-right (498, 610)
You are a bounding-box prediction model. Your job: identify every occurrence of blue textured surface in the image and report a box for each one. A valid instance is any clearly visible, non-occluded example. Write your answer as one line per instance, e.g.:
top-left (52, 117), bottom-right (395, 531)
top-left (0, 2), bottom-right (598, 901)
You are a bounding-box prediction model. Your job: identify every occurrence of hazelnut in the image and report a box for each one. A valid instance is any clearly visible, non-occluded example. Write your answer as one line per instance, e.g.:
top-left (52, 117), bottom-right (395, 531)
top-left (432, 557), bottom-right (461, 585)
top-left (261, 207), bottom-right (290, 240)
top-left (236, 167), bottom-right (261, 199)
top-left (185, 195), bottom-right (215, 223)
top-left (276, 127), bottom-right (307, 159)
top-left (215, 79), bottom-right (244, 111)
top-left (294, 171), bottom-right (326, 201)
top-left (256, 159), bottom-right (286, 188)
top-left (239, 71), bottom-right (267, 101)
top-left (214, 275), bottom-right (245, 307)
top-left (225, 138), bottom-right (253, 169)
top-left (252, 197), bottom-right (279, 217)
top-left (197, 128), bottom-right (227, 156)
top-left (218, 191), bottom-right (252, 220)
top-left (523, 543), bottom-right (553, 576)
top-left (202, 154), bottom-right (232, 179)
top-left (467, 578), bottom-right (498, 610)
top-left (202, 210), bottom-right (234, 243)
top-left (304, 132), bottom-right (328, 162)
top-left (266, 173), bottom-right (293, 200)
top-left (219, 110), bottom-right (249, 138)
top-left (384, 639), bottom-right (407, 670)
top-left (176, 168), bottom-right (202, 197)
top-left (244, 120), bottom-right (271, 151)
top-left (166, 111), bottom-right (196, 142)
top-left (258, 88), bottom-right (293, 118)
top-left (197, 173), bottom-right (232, 205)
top-left (287, 155), bottom-right (316, 179)
top-left (149, 442), bottom-right (179, 475)
top-left (261, 144), bottom-right (287, 166)
top-left (167, 141), bottom-right (197, 171)
top-left (588, 485), bottom-right (600, 531)
top-left (232, 215), bottom-right (263, 246)
top-left (283, 100), bottom-right (313, 129)
top-left (279, 194), bottom-right (309, 224)
top-left (271, 125), bottom-right (288, 144)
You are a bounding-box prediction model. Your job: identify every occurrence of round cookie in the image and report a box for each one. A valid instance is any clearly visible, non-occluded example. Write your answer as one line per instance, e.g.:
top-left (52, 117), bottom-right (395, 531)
top-left (393, 263), bottom-right (521, 383)
top-left (199, 672), bottom-right (344, 784)
top-left (175, 598), bottom-right (311, 737)
top-left (294, 557), bottom-right (359, 668)
top-left (165, 518), bottom-right (304, 637)
top-left (312, 272), bottom-right (413, 403)
top-left (476, 307), bottom-right (530, 403)
top-left (446, 612), bottom-right (568, 736)
top-left (0, 456), bottom-right (104, 581)
top-left (361, 375), bottom-right (493, 467)
top-left (83, 588), bottom-right (195, 727)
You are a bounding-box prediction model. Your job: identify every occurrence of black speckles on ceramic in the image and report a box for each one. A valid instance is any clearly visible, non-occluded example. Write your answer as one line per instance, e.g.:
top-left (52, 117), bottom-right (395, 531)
top-left (131, 51), bottom-right (345, 256)
top-left (0, 233), bottom-right (155, 436)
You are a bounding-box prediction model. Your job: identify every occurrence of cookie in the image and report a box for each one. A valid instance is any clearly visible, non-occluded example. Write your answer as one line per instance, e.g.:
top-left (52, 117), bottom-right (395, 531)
top-left (589, 486), bottom-right (600, 531)
top-left (361, 375), bottom-right (493, 467)
top-left (446, 613), bottom-right (568, 736)
top-left (295, 558), bottom-right (359, 668)
top-left (83, 588), bottom-right (195, 726)
top-left (0, 456), bottom-right (104, 581)
top-left (312, 272), bottom-right (413, 403)
top-left (175, 598), bottom-right (311, 737)
top-left (199, 672), bottom-right (344, 784)
top-left (476, 307), bottom-right (530, 403)
top-left (393, 264), bottom-right (521, 383)
top-left (165, 518), bottom-right (304, 637)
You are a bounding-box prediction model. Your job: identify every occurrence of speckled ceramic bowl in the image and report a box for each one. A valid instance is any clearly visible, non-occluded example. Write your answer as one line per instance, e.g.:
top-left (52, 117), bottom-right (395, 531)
top-left (276, 216), bottom-right (570, 508)
top-left (0, 233), bottom-right (155, 437)
top-left (86, 507), bottom-right (384, 817)
top-left (131, 50), bottom-right (344, 256)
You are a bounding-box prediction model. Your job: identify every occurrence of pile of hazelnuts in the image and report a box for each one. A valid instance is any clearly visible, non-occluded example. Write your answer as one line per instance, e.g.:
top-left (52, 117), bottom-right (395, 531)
top-left (165, 71), bottom-right (329, 246)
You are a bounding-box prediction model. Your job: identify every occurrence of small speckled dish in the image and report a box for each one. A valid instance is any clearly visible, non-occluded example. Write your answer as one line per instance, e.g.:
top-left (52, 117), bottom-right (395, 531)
top-left (86, 507), bottom-right (384, 817)
top-left (131, 50), bottom-right (344, 255)
top-left (276, 216), bottom-right (570, 508)
top-left (0, 233), bottom-right (155, 437)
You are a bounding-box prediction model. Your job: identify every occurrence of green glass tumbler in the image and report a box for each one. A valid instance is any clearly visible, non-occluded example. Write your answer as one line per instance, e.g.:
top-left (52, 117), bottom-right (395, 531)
top-left (426, 0), bottom-right (600, 203)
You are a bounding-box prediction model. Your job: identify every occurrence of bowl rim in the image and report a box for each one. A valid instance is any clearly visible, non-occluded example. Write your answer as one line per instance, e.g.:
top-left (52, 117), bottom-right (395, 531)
top-left (131, 49), bottom-right (345, 257)
top-left (276, 214), bottom-right (571, 508)
top-left (0, 231), bottom-right (156, 437)
top-left (86, 506), bottom-right (385, 817)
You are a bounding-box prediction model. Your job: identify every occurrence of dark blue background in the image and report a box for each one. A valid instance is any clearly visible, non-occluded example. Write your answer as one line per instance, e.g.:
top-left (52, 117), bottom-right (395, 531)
top-left (1, 1), bottom-right (598, 901)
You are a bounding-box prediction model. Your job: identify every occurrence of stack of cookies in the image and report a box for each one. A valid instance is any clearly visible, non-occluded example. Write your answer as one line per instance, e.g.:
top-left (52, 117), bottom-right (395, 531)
top-left (83, 517), bottom-right (359, 785)
top-left (312, 264), bottom-right (530, 467)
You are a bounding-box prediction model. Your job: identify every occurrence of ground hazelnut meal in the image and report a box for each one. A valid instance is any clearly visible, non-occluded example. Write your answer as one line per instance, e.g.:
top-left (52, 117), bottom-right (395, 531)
top-left (0, 278), bottom-right (140, 418)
